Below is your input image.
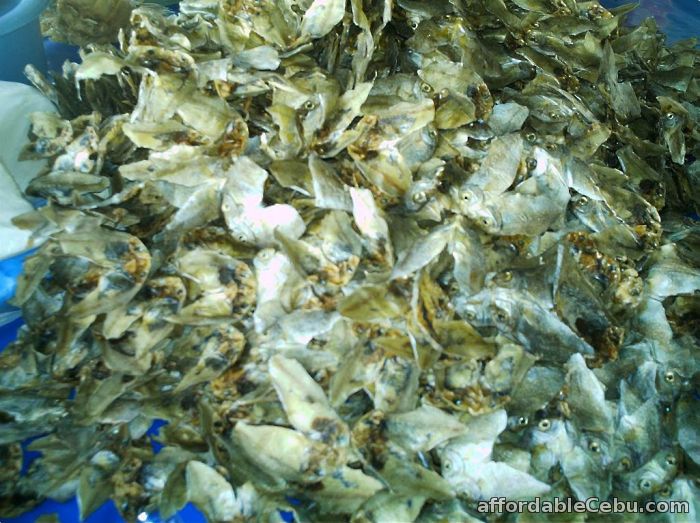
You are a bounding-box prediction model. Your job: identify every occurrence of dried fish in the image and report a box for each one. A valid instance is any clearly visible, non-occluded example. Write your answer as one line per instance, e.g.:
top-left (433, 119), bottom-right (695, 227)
top-left (2, 0), bottom-right (700, 521)
top-left (456, 287), bottom-right (595, 362)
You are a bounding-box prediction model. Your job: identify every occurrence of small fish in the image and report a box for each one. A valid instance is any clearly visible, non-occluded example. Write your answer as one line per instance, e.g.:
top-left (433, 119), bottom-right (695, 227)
top-left (456, 287), bottom-right (594, 361)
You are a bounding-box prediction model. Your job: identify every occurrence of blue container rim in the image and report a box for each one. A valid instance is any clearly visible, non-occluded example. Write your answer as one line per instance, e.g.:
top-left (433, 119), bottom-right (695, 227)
top-left (0, 0), bottom-right (49, 36)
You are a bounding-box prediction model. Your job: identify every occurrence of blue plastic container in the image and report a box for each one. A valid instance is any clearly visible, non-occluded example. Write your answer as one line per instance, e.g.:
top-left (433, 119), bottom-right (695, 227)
top-left (0, 0), bottom-right (49, 83)
top-left (604, 0), bottom-right (700, 42)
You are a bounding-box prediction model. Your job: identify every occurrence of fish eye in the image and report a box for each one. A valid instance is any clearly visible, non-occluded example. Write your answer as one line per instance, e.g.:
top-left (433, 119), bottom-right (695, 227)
top-left (538, 419), bottom-right (551, 431)
top-left (665, 455), bottom-right (677, 466)
top-left (588, 441), bottom-right (600, 453)
top-left (439, 88), bottom-right (450, 98)
top-left (639, 479), bottom-right (653, 491)
top-left (526, 158), bottom-right (537, 170)
top-left (412, 191), bottom-right (427, 203)
top-left (659, 485), bottom-right (672, 497)
top-left (548, 111), bottom-right (559, 120)
top-left (428, 128), bottom-right (438, 138)
top-left (518, 416), bottom-right (528, 426)
top-left (420, 82), bottom-right (433, 93)
top-left (525, 132), bottom-right (537, 142)
top-left (664, 371), bottom-right (675, 383)
top-left (465, 310), bottom-right (477, 321)
top-left (501, 271), bottom-right (513, 282)
top-left (304, 100), bottom-right (316, 110)
top-left (620, 457), bottom-right (632, 470)
top-left (665, 112), bottom-right (676, 120)
top-left (410, 21), bottom-right (419, 29)
top-left (578, 196), bottom-right (589, 205)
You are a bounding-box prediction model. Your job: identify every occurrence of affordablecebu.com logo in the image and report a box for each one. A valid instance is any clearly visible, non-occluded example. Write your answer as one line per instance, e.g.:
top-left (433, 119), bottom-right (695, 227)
top-left (477, 497), bottom-right (691, 515)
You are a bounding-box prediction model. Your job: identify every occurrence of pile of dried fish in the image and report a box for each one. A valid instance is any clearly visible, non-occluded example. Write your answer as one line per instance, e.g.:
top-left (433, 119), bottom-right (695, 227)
top-left (2, 0), bottom-right (700, 521)
top-left (41, 0), bottom-right (134, 46)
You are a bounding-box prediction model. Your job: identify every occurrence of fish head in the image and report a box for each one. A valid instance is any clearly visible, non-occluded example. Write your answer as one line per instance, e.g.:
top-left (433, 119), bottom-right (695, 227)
top-left (488, 288), bottom-right (519, 329)
top-left (453, 184), bottom-right (485, 212)
top-left (457, 291), bottom-right (493, 327)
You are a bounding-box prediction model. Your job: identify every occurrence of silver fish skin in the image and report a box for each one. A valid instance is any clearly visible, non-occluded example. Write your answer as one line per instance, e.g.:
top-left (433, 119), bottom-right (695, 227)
top-left (456, 287), bottom-right (594, 362)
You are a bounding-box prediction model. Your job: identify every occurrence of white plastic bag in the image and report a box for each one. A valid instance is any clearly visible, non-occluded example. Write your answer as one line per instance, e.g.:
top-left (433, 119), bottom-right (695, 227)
top-left (0, 80), bottom-right (56, 260)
